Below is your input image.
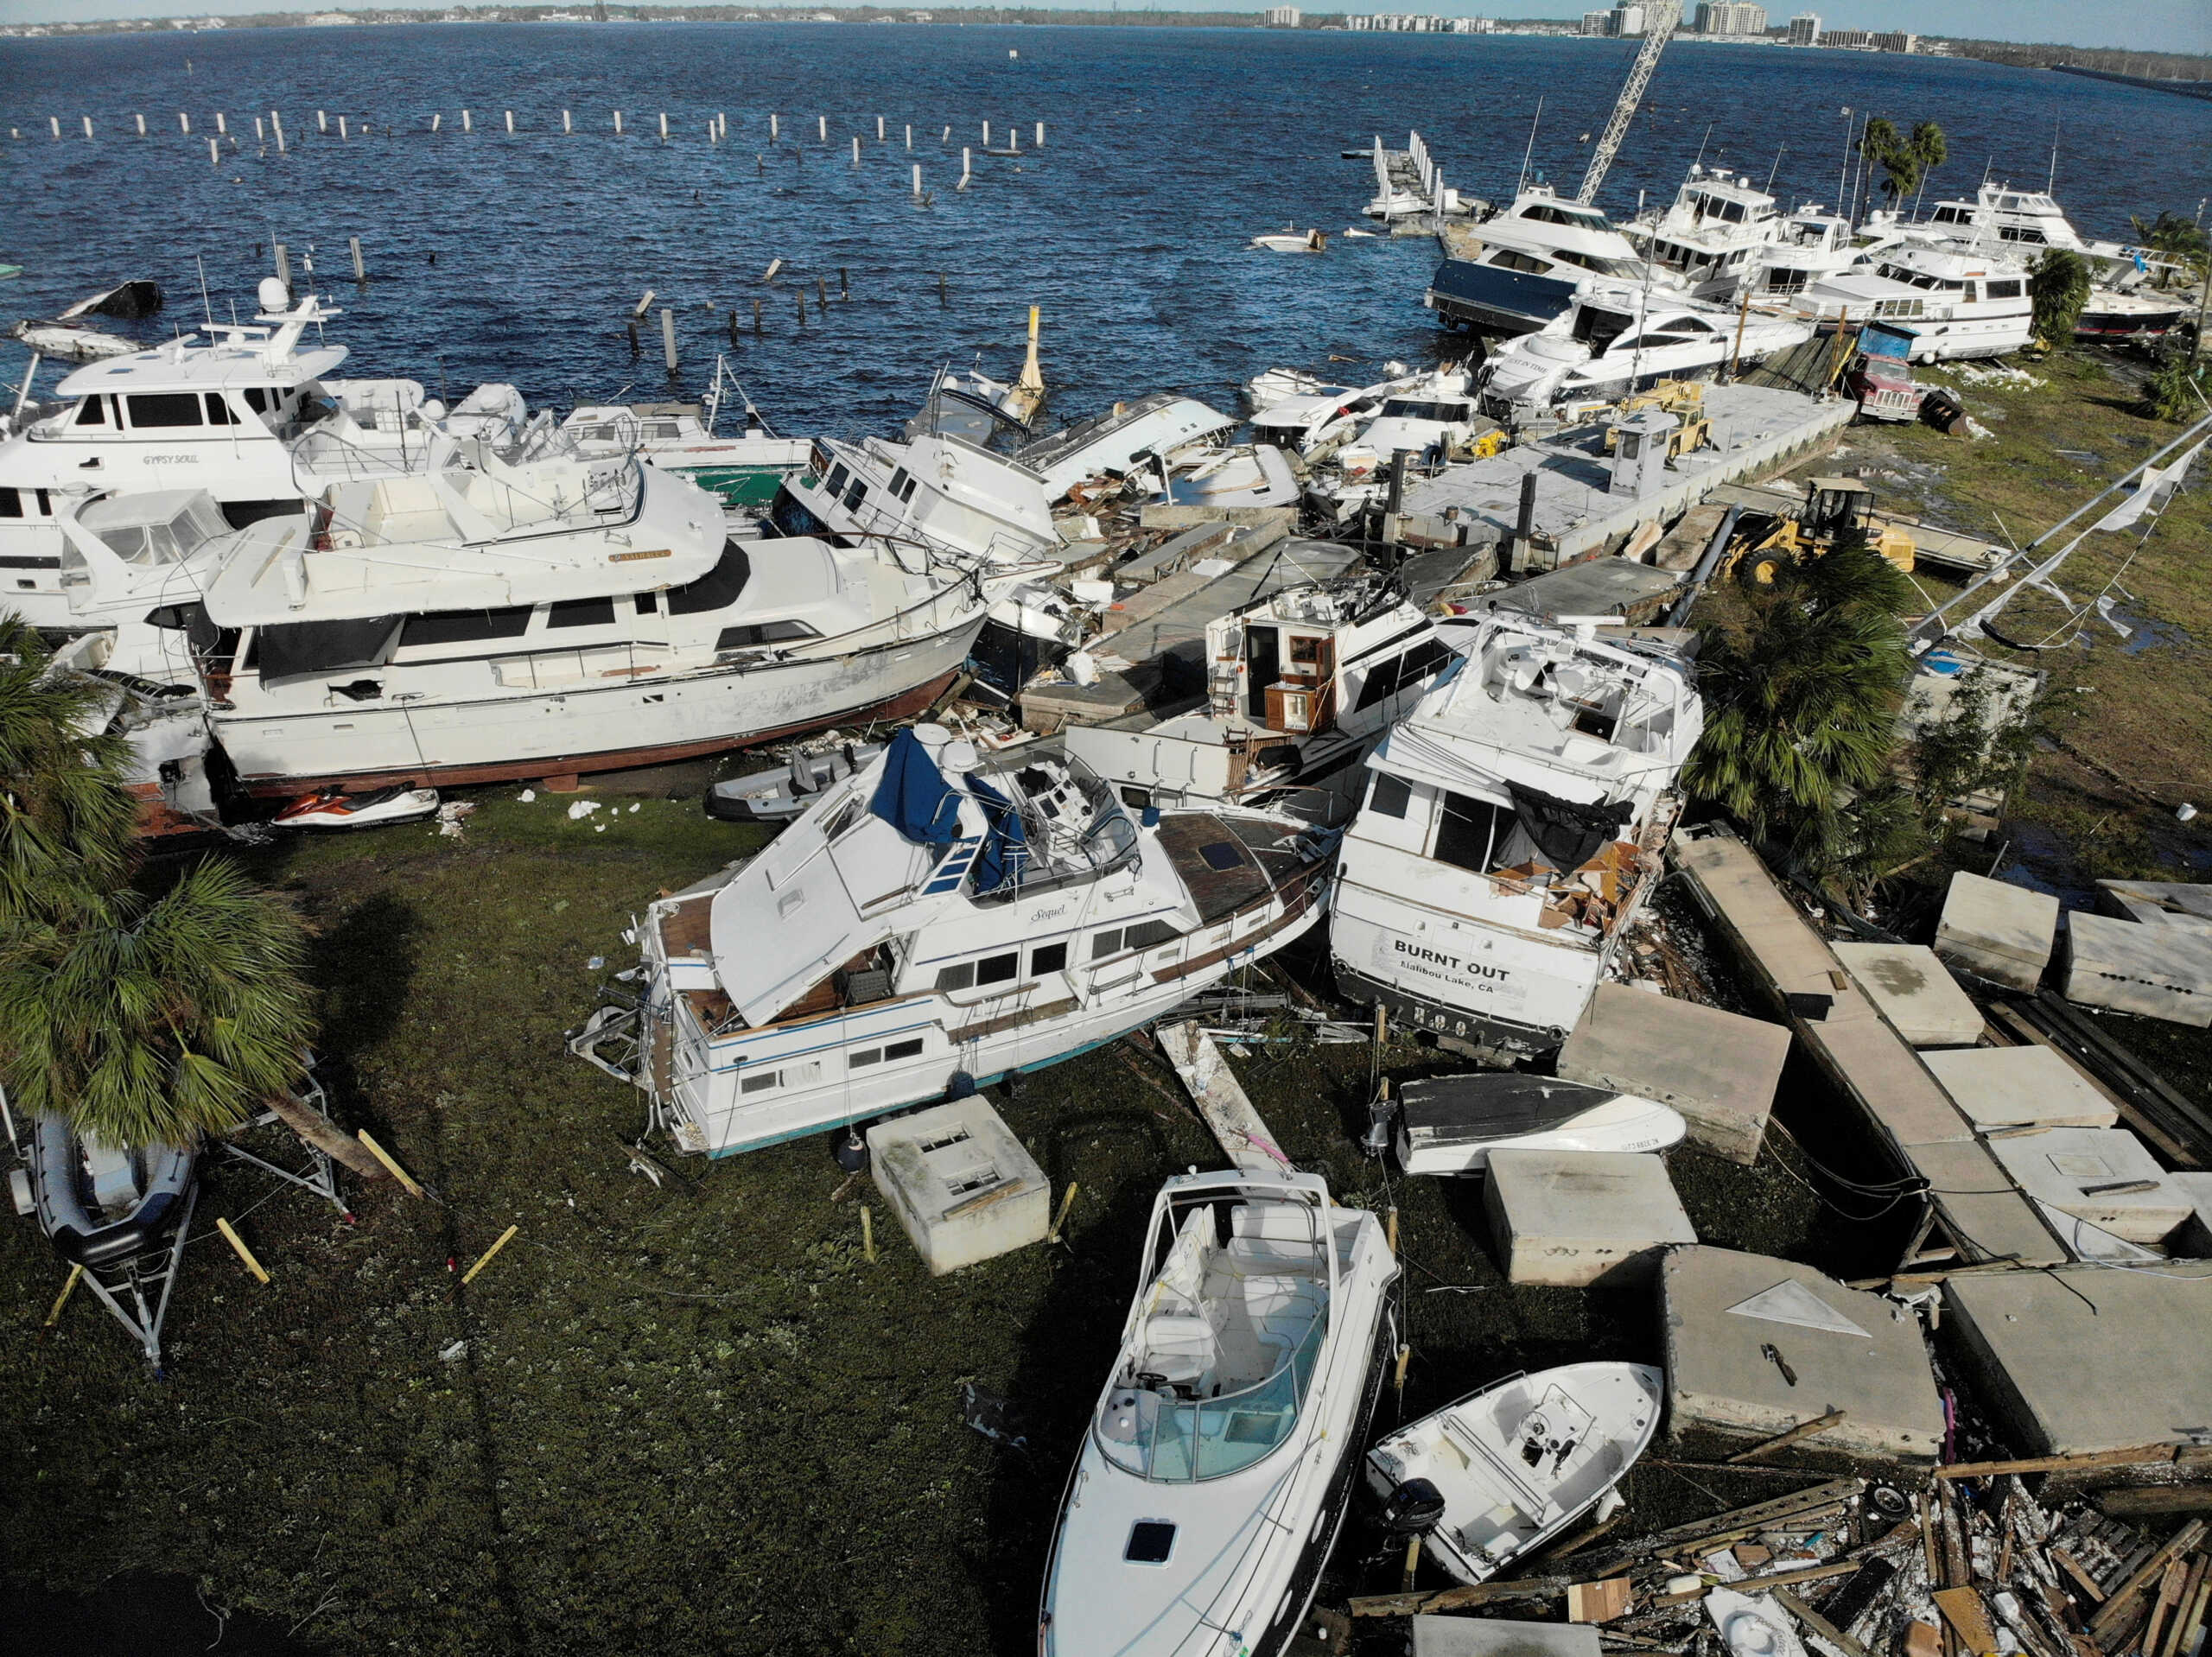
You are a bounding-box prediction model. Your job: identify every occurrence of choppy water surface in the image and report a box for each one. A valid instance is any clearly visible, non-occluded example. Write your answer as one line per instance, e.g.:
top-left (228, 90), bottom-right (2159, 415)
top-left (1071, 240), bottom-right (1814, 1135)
top-left (3, 24), bottom-right (2207, 435)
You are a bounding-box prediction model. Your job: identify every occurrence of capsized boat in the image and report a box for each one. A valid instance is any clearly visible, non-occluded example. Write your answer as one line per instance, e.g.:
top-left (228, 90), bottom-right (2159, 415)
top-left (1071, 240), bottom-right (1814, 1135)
top-left (1251, 368), bottom-right (1425, 459)
top-left (1364, 1362), bottom-right (1662, 1586)
top-left (556, 399), bottom-right (809, 514)
top-left (1251, 227), bottom-right (1327, 253)
top-left (1392, 1073), bottom-right (1686, 1175)
top-left (1330, 611), bottom-right (1703, 1054)
top-left (578, 727), bottom-right (1336, 1156)
top-left (1039, 1168), bottom-right (1401, 1657)
top-left (1018, 391), bottom-right (1238, 505)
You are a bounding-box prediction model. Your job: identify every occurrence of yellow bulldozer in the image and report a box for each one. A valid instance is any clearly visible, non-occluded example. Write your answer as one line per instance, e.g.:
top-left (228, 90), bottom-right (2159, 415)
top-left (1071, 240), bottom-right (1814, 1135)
top-left (1723, 476), bottom-right (1917, 585)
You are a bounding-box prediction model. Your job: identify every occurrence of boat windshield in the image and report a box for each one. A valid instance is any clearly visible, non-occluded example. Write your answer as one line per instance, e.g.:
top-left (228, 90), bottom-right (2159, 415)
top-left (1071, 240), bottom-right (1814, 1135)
top-left (1096, 1317), bottom-right (1326, 1482)
top-left (967, 746), bottom-right (1139, 899)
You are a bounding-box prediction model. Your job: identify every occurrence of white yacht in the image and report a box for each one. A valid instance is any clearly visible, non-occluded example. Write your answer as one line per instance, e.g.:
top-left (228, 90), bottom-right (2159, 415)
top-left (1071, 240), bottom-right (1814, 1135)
top-left (1790, 244), bottom-right (2034, 360)
top-left (1744, 206), bottom-right (1903, 301)
top-left (1251, 370), bottom-right (1425, 460)
top-left (1478, 289), bottom-right (1811, 421)
top-left (778, 428), bottom-right (1060, 566)
top-left (1016, 392), bottom-right (1238, 504)
top-left (556, 403), bottom-right (810, 516)
top-left (50, 488), bottom-right (238, 684)
top-left (1352, 370), bottom-right (1484, 464)
top-left (1905, 184), bottom-right (2190, 339)
top-left (1039, 1167), bottom-right (1399, 1657)
top-left (1427, 187), bottom-right (1657, 337)
top-left (1330, 611), bottom-right (1702, 1054)
top-left (0, 283), bottom-right (527, 630)
top-left (1068, 575), bottom-right (1464, 823)
top-left (1630, 166), bottom-right (1789, 301)
top-left (579, 728), bottom-right (1336, 1157)
top-left (188, 442), bottom-right (1017, 794)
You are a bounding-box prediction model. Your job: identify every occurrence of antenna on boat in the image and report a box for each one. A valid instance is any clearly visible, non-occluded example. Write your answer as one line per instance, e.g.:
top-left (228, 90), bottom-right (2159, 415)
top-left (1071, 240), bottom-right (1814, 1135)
top-left (2046, 120), bottom-right (2060, 194)
top-left (1691, 121), bottom-right (1713, 174)
top-left (1515, 95), bottom-right (1542, 199)
top-left (195, 253), bottom-right (213, 328)
top-left (1762, 146), bottom-right (1784, 199)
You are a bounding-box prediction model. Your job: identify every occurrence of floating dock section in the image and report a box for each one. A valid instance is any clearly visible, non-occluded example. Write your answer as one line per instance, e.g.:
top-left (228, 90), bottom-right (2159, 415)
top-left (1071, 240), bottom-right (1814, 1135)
top-left (1670, 824), bottom-right (2066, 1267)
top-left (1393, 384), bottom-right (1853, 572)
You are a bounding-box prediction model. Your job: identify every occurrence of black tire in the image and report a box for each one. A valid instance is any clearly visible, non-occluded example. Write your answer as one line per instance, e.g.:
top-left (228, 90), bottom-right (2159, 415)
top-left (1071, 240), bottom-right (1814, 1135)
top-left (1738, 549), bottom-right (1791, 587)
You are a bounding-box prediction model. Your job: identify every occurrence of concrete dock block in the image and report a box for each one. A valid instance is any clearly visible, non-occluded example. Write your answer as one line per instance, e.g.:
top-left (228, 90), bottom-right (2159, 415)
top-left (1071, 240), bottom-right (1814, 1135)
top-left (1921, 1046), bottom-right (2119, 1133)
top-left (1557, 984), bottom-right (1791, 1165)
top-left (1942, 1262), bottom-right (2212, 1456)
top-left (1412, 1617), bottom-right (1600, 1657)
top-left (1934, 872), bottom-right (2059, 992)
top-left (867, 1098), bottom-right (1049, 1275)
top-left (1983, 1127), bottom-right (2193, 1245)
top-left (2063, 911), bottom-right (2212, 1028)
top-left (1832, 942), bottom-right (1985, 1047)
top-left (1660, 1245), bottom-right (1945, 1464)
top-left (2097, 877), bottom-right (2212, 931)
top-left (1482, 1148), bottom-right (1696, 1288)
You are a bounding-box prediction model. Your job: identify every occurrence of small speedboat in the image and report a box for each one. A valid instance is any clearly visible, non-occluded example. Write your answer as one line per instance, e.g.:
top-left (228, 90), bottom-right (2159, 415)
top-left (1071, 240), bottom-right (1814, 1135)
top-left (1394, 1074), bottom-right (1686, 1175)
top-left (1250, 227), bottom-right (1328, 253)
top-left (1245, 367), bottom-right (1332, 408)
top-left (10, 319), bottom-right (138, 364)
top-left (1040, 1168), bottom-right (1401, 1657)
top-left (988, 580), bottom-right (1088, 645)
top-left (703, 741), bottom-right (885, 823)
top-left (23, 1114), bottom-right (197, 1271)
top-left (1365, 1362), bottom-right (1662, 1586)
top-left (272, 784), bottom-right (441, 830)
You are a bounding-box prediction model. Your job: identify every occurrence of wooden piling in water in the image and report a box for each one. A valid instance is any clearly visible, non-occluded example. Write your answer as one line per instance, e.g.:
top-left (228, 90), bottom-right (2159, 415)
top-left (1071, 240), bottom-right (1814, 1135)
top-left (728, 310), bottom-right (740, 346)
top-left (958, 146), bottom-right (970, 189)
top-left (431, 113), bottom-right (442, 132)
top-left (912, 162), bottom-right (922, 197)
top-left (83, 116), bottom-right (94, 139)
top-left (851, 134), bottom-right (860, 164)
top-left (838, 266), bottom-right (849, 299)
top-left (136, 111), bottom-right (146, 136)
top-left (753, 297), bottom-right (763, 333)
top-left (769, 112), bottom-right (779, 139)
top-left (626, 321), bottom-right (639, 359)
top-left (349, 236), bottom-right (365, 281)
top-left (563, 108), bottom-right (572, 133)
top-left (47, 117), bottom-right (59, 139)
top-left (905, 123), bottom-right (912, 149)
top-left (613, 110), bottom-right (624, 134)
top-left (315, 108), bottom-right (326, 133)
top-left (181, 111), bottom-right (192, 135)
top-left (505, 110), bottom-right (514, 132)
top-left (271, 110), bottom-right (284, 151)
top-left (816, 276), bottom-right (827, 310)
top-left (1036, 120), bottom-right (1045, 148)
top-left (338, 116), bottom-right (348, 139)
top-left (661, 308), bottom-right (677, 370)
top-left (982, 119), bottom-right (990, 146)
top-left (817, 114), bottom-right (827, 142)
top-left (658, 111), bottom-right (669, 141)
top-left (875, 114), bottom-right (885, 141)
top-left (796, 289), bottom-right (806, 324)
top-left (461, 109), bottom-right (472, 132)
top-left (214, 111), bottom-right (226, 135)
top-left (207, 136), bottom-right (219, 165)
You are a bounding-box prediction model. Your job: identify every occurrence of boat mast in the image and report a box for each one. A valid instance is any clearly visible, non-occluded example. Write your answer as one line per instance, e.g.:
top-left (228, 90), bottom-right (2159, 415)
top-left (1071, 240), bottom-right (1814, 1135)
top-left (1576, 0), bottom-right (1681, 207)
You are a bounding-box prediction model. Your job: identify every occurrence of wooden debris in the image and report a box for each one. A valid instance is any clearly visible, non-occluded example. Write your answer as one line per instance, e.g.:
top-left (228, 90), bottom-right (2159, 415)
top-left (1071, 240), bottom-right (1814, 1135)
top-left (460, 1223), bottom-right (519, 1286)
top-left (1935, 1443), bottom-right (2192, 1481)
top-left (215, 1217), bottom-right (271, 1284)
top-left (1567, 1578), bottom-right (1634, 1623)
top-left (1933, 1585), bottom-right (2000, 1651)
top-left (1348, 1574), bottom-right (1568, 1618)
top-left (1773, 1587), bottom-right (1873, 1657)
top-left (1726, 1408), bottom-right (1849, 1465)
top-left (2099, 1486), bottom-right (2212, 1520)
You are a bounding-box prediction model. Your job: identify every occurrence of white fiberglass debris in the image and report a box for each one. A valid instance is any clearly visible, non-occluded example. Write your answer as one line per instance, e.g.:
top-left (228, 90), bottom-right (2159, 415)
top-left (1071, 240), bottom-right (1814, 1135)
top-left (518, 789), bottom-right (537, 803)
top-left (567, 799), bottom-right (601, 820)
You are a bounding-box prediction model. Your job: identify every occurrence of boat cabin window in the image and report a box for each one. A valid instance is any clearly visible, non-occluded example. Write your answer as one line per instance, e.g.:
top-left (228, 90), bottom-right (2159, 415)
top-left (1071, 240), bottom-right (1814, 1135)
top-left (1572, 307), bottom-right (1635, 352)
top-left (1353, 638), bottom-right (1452, 714)
top-left (976, 950), bottom-right (1019, 987)
top-left (1647, 316), bottom-right (1717, 338)
top-left (635, 593), bottom-right (658, 615)
top-left (740, 1069), bottom-right (781, 1095)
top-left (243, 387), bottom-right (272, 414)
top-left (203, 392), bottom-right (238, 427)
top-left (1999, 225), bottom-right (2047, 244)
top-left (549, 596), bottom-right (616, 629)
top-left (399, 606), bottom-right (534, 648)
top-left (1124, 918), bottom-right (1181, 951)
top-left (126, 393), bottom-right (204, 429)
top-left (824, 462), bottom-right (850, 497)
top-left (1986, 279), bottom-right (2023, 300)
top-left (1931, 206), bottom-right (1967, 225)
top-left (1433, 791), bottom-right (1516, 874)
top-left (1031, 943), bottom-right (1068, 975)
top-left (1689, 192), bottom-right (1747, 225)
top-left (1367, 773), bottom-right (1412, 819)
top-left (716, 619), bottom-right (819, 651)
top-left (934, 962), bottom-right (976, 993)
top-left (1490, 248), bottom-right (1553, 276)
top-left (1554, 248), bottom-right (1642, 278)
top-left (74, 397), bottom-right (109, 427)
top-left (665, 542), bottom-right (752, 615)
top-left (1090, 928), bottom-right (1124, 959)
top-left (886, 467), bottom-right (919, 504)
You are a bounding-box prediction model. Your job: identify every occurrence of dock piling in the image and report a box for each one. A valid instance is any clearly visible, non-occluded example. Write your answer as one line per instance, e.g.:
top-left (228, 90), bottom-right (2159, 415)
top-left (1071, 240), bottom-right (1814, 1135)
top-left (626, 321), bottom-right (640, 359)
top-left (461, 109), bottom-right (472, 132)
top-left (431, 113), bottom-right (442, 132)
top-left (253, 115), bottom-right (264, 143)
top-left (839, 265), bottom-right (849, 299)
top-left (180, 111), bottom-right (191, 134)
top-left (47, 117), bottom-right (58, 139)
top-left (816, 276), bottom-right (828, 310)
top-left (796, 288), bottom-right (806, 325)
top-left (728, 311), bottom-right (740, 346)
top-left (958, 145), bottom-right (971, 189)
top-left (762, 257), bottom-right (783, 282)
top-left (207, 136), bottom-right (219, 165)
top-left (817, 114), bottom-right (827, 142)
top-left (315, 108), bottom-right (326, 133)
top-left (338, 116), bottom-right (348, 140)
top-left (661, 308), bottom-right (677, 371)
top-left (349, 236), bottom-right (365, 282)
top-left (505, 110), bottom-right (514, 133)
top-left (753, 297), bottom-right (763, 334)
top-left (613, 110), bottom-right (624, 135)
top-left (215, 112), bottom-right (226, 136)
top-left (912, 162), bottom-right (922, 198)
top-left (875, 115), bottom-right (885, 141)
top-left (938, 270), bottom-right (948, 303)
top-left (271, 110), bottom-right (284, 151)
top-left (1036, 120), bottom-right (1045, 148)
top-left (563, 108), bottom-right (572, 134)
top-left (905, 123), bottom-right (912, 149)
top-left (851, 134), bottom-right (860, 165)
top-left (83, 116), bottom-right (94, 140)
top-left (769, 112), bottom-right (779, 140)
top-left (136, 112), bottom-right (146, 136)
top-left (982, 120), bottom-right (990, 147)
top-left (659, 111), bottom-right (669, 142)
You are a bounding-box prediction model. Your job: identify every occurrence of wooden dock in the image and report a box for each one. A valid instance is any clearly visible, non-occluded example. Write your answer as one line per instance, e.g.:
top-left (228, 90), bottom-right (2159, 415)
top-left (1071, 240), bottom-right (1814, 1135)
top-left (1671, 825), bottom-right (2066, 1268)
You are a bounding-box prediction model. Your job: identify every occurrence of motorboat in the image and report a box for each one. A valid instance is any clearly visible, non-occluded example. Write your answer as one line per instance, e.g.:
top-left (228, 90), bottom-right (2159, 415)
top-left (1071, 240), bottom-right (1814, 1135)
top-left (1427, 187), bottom-right (1659, 337)
top-left (1351, 370), bottom-right (1484, 464)
top-left (44, 631), bottom-right (219, 836)
top-left (2075, 287), bottom-right (2191, 342)
top-left (1252, 369), bottom-right (1422, 460)
top-left (1157, 444), bottom-right (1301, 513)
top-left (577, 728), bottom-right (1336, 1157)
top-left (1068, 575), bottom-right (1465, 823)
top-left (1244, 368), bottom-right (1332, 409)
top-left (1790, 244), bottom-right (2033, 361)
top-left (1039, 1167), bottom-right (1401, 1657)
top-left (1330, 611), bottom-right (1703, 1054)
top-left (1744, 206), bottom-right (1904, 302)
top-left (556, 392), bottom-right (810, 515)
top-left (779, 429), bottom-right (1061, 567)
top-left (10, 319), bottom-right (139, 365)
top-left (0, 282), bottom-right (536, 630)
top-left (1628, 165), bottom-right (1790, 301)
top-left (1910, 181), bottom-right (2184, 281)
top-left (270, 783), bottom-right (441, 829)
top-left (49, 488), bottom-right (242, 685)
top-left (704, 740), bottom-right (887, 823)
top-left (1478, 289), bottom-right (1811, 422)
top-left (1017, 392), bottom-right (1238, 505)
top-left (1391, 1073), bottom-right (1686, 1175)
top-left (188, 441), bottom-right (1024, 795)
top-left (1250, 227), bottom-right (1327, 253)
top-left (988, 578), bottom-right (1090, 645)
top-left (1364, 1362), bottom-right (1662, 1586)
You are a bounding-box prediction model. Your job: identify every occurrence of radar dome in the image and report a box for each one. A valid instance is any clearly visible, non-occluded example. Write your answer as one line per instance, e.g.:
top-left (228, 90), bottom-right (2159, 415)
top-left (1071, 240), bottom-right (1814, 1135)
top-left (257, 276), bottom-right (289, 313)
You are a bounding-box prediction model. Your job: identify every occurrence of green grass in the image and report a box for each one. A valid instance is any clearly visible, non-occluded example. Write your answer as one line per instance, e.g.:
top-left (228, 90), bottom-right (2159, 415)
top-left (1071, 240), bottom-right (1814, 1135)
top-left (1, 795), bottom-right (1875, 1654)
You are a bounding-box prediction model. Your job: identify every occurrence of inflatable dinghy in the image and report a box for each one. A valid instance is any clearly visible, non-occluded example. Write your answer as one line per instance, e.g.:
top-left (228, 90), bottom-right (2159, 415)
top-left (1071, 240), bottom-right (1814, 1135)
top-left (25, 1114), bottom-right (197, 1270)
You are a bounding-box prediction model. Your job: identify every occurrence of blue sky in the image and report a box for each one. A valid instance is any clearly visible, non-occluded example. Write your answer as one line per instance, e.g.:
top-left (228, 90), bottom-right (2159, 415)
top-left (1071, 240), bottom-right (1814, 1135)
top-left (2, 0), bottom-right (2205, 54)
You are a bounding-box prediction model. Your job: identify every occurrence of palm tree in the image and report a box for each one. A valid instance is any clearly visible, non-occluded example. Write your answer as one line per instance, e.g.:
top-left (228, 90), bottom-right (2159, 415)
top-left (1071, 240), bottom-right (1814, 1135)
top-left (0, 615), bottom-right (141, 924)
top-left (1857, 117), bottom-right (1947, 211)
top-left (1682, 542), bottom-right (1912, 841)
top-left (2128, 210), bottom-right (2209, 288)
top-left (2029, 248), bottom-right (2093, 346)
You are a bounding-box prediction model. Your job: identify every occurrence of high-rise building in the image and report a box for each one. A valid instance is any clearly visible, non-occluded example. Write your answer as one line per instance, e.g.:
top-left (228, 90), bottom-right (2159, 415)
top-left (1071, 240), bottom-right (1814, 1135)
top-left (1583, 8), bottom-right (1613, 32)
top-left (1262, 4), bottom-right (1302, 24)
top-left (1821, 27), bottom-right (1872, 47)
top-left (1871, 29), bottom-right (1916, 52)
top-left (1694, 3), bottom-right (1768, 34)
top-left (1787, 11), bottom-right (1820, 44)
top-left (1612, 1), bottom-right (1647, 35)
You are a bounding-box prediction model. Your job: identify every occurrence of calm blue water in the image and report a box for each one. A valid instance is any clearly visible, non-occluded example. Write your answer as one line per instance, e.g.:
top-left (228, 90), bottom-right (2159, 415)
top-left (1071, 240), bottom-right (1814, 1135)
top-left (2, 24), bottom-right (2207, 436)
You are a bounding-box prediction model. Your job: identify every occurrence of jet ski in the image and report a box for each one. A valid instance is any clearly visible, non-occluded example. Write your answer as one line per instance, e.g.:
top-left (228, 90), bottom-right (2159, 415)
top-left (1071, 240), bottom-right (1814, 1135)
top-left (271, 784), bottom-right (441, 830)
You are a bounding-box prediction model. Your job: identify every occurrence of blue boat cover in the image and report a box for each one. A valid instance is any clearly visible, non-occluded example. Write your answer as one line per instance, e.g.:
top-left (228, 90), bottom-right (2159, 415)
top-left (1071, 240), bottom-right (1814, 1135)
top-left (964, 773), bottom-right (1029, 893)
top-left (870, 728), bottom-right (964, 847)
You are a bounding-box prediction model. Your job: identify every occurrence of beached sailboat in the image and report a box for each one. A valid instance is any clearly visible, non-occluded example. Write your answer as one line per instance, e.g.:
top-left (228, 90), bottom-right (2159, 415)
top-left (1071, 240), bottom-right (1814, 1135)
top-left (1039, 1167), bottom-right (1401, 1657)
top-left (1330, 612), bottom-right (1702, 1055)
top-left (579, 727), bottom-right (1336, 1157)
top-left (1364, 1362), bottom-right (1662, 1585)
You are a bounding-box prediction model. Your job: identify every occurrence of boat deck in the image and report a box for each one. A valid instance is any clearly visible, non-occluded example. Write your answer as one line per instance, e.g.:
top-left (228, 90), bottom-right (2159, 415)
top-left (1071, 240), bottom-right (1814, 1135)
top-left (1157, 811), bottom-right (1306, 924)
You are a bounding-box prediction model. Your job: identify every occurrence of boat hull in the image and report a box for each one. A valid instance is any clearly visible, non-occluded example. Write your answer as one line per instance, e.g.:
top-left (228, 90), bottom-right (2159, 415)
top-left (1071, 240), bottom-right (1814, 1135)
top-left (1427, 258), bottom-right (1580, 338)
top-left (213, 617), bottom-right (983, 796)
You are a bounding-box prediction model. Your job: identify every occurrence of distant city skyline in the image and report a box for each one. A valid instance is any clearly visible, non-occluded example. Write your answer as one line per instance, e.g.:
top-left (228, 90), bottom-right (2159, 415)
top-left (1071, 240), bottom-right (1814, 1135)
top-left (0, 0), bottom-right (2203, 56)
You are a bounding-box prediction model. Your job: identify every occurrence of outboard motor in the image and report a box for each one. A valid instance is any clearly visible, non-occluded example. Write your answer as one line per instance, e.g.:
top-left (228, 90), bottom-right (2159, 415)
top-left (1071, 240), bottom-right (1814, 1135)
top-left (1361, 1088), bottom-right (1400, 1160)
top-left (1381, 1476), bottom-right (1447, 1535)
